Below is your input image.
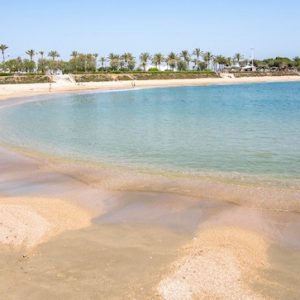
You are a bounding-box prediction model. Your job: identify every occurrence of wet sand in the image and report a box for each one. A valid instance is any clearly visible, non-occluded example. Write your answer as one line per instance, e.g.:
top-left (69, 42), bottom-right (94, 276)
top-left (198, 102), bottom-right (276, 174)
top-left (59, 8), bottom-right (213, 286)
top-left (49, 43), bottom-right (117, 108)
top-left (1, 75), bottom-right (300, 102)
top-left (1, 145), bottom-right (300, 299)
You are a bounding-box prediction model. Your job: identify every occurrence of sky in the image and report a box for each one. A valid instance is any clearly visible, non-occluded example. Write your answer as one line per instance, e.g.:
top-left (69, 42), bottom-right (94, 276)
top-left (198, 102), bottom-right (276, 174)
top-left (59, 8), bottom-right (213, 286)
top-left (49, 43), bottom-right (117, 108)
top-left (1, 0), bottom-right (300, 60)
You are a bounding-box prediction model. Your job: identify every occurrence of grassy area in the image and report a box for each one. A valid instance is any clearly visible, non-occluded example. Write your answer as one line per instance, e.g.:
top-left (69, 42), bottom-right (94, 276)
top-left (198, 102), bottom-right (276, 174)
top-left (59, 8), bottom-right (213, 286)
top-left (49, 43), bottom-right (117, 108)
top-left (231, 71), bottom-right (299, 78)
top-left (74, 71), bottom-right (219, 82)
top-left (0, 71), bottom-right (298, 84)
top-left (0, 75), bottom-right (51, 84)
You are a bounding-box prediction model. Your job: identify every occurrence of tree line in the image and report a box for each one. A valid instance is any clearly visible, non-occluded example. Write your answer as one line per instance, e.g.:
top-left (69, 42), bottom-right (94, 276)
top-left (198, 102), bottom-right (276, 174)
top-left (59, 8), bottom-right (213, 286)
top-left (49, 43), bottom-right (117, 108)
top-left (1, 44), bottom-right (299, 74)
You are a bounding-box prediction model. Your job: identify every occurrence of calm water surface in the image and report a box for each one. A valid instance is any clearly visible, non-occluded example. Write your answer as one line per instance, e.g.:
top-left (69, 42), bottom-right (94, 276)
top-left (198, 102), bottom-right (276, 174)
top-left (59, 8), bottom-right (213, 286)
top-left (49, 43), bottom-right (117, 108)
top-left (0, 83), bottom-right (300, 178)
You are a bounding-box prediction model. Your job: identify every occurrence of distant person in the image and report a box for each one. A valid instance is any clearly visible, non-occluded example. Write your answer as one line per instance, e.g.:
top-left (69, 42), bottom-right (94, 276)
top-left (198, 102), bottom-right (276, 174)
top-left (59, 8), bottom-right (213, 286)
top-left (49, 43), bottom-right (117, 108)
top-left (49, 76), bottom-right (53, 92)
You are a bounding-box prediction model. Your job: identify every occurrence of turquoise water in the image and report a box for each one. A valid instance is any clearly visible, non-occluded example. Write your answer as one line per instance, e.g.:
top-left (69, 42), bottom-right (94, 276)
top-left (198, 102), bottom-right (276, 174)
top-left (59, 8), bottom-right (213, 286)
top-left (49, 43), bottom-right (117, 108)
top-left (1, 82), bottom-right (300, 178)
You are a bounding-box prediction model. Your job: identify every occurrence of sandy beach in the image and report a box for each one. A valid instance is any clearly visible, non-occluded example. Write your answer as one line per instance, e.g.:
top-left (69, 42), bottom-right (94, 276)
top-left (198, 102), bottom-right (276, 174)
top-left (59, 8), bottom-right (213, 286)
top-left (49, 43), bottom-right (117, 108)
top-left (1, 77), bottom-right (300, 299)
top-left (2, 0), bottom-right (300, 296)
top-left (1, 141), bottom-right (300, 298)
top-left (1, 75), bottom-right (300, 101)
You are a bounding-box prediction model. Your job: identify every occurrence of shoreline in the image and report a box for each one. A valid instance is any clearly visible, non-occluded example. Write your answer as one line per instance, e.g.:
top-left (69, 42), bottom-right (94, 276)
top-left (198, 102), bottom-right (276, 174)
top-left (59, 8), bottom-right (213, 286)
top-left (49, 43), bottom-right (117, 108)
top-left (1, 138), bottom-right (300, 298)
top-left (1, 78), bottom-right (300, 298)
top-left (1, 75), bottom-right (300, 101)
top-left (1, 144), bottom-right (300, 245)
top-left (1, 143), bottom-right (300, 214)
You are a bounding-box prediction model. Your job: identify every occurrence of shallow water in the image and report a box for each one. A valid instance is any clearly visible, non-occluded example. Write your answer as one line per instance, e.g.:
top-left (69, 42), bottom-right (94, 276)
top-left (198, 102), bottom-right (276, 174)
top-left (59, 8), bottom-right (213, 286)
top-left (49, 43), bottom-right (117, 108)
top-left (1, 83), bottom-right (300, 180)
top-left (1, 137), bottom-right (300, 299)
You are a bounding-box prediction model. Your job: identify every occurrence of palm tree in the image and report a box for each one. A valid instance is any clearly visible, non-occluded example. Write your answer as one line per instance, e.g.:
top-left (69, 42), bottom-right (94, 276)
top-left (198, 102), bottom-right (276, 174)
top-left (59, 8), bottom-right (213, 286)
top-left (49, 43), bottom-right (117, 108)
top-left (0, 44), bottom-right (8, 62)
top-left (93, 53), bottom-right (98, 71)
top-left (193, 48), bottom-right (202, 70)
top-left (193, 48), bottom-right (202, 61)
top-left (152, 53), bottom-right (164, 70)
top-left (108, 53), bottom-right (120, 70)
top-left (70, 51), bottom-right (79, 72)
top-left (48, 50), bottom-right (60, 61)
top-left (121, 52), bottom-right (135, 70)
top-left (214, 55), bottom-right (227, 72)
top-left (26, 49), bottom-right (35, 61)
top-left (234, 53), bottom-right (243, 65)
top-left (71, 51), bottom-right (78, 59)
top-left (127, 53), bottom-right (136, 71)
top-left (84, 53), bottom-right (94, 72)
top-left (38, 51), bottom-right (45, 73)
top-left (180, 50), bottom-right (191, 69)
top-left (227, 57), bottom-right (233, 66)
top-left (121, 52), bottom-right (130, 68)
top-left (100, 56), bottom-right (106, 69)
top-left (203, 51), bottom-right (213, 69)
top-left (167, 52), bottom-right (177, 71)
top-left (139, 52), bottom-right (150, 71)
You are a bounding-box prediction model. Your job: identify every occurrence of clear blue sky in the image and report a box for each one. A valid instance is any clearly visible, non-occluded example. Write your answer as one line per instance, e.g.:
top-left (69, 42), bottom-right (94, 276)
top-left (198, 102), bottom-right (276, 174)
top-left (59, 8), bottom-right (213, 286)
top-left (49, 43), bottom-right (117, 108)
top-left (1, 0), bottom-right (299, 60)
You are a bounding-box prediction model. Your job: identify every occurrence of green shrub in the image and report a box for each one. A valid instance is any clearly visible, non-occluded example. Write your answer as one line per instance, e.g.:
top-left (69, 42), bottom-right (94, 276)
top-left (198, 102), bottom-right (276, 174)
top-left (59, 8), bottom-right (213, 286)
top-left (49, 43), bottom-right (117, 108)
top-left (0, 75), bottom-right (50, 84)
top-left (0, 73), bottom-right (13, 76)
top-left (232, 71), bottom-right (298, 78)
top-left (148, 67), bottom-right (159, 72)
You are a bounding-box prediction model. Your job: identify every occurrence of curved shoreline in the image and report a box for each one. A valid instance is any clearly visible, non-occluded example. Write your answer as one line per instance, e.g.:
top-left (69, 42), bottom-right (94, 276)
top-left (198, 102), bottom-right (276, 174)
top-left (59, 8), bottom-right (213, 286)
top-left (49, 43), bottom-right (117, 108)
top-left (1, 77), bottom-right (300, 298)
top-left (1, 75), bottom-right (300, 102)
top-left (1, 142), bottom-right (300, 215)
top-left (1, 136), bottom-right (300, 297)
top-left (1, 81), bottom-right (300, 194)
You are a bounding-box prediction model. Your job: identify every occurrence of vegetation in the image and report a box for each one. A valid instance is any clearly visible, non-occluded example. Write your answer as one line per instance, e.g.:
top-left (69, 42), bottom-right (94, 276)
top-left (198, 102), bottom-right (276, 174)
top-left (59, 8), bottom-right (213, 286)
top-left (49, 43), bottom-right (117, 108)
top-left (152, 53), bottom-right (164, 70)
top-left (254, 57), bottom-right (300, 70)
top-left (26, 49), bottom-right (35, 61)
top-left (231, 71), bottom-right (298, 78)
top-left (0, 75), bottom-right (50, 84)
top-left (0, 44), bottom-right (8, 62)
top-left (73, 71), bottom-right (218, 83)
top-left (0, 44), bottom-right (299, 78)
top-left (139, 52), bottom-right (150, 71)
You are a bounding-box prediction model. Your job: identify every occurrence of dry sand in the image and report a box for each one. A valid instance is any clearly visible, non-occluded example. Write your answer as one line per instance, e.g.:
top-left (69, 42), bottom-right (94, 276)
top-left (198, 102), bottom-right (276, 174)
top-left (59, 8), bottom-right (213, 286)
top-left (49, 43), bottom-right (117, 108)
top-left (0, 75), bottom-right (300, 101)
top-left (0, 196), bottom-right (91, 249)
top-left (157, 227), bottom-right (269, 300)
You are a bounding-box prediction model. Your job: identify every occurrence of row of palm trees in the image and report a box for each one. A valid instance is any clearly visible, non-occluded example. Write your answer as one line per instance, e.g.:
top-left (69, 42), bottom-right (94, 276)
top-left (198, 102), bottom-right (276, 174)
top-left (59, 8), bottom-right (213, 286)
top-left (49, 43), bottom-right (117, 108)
top-left (132, 50), bottom-right (227, 71)
top-left (0, 45), bottom-right (60, 63)
top-left (1, 44), bottom-right (247, 72)
top-left (24, 49), bottom-right (60, 61)
top-left (105, 49), bottom-right (241, 71)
